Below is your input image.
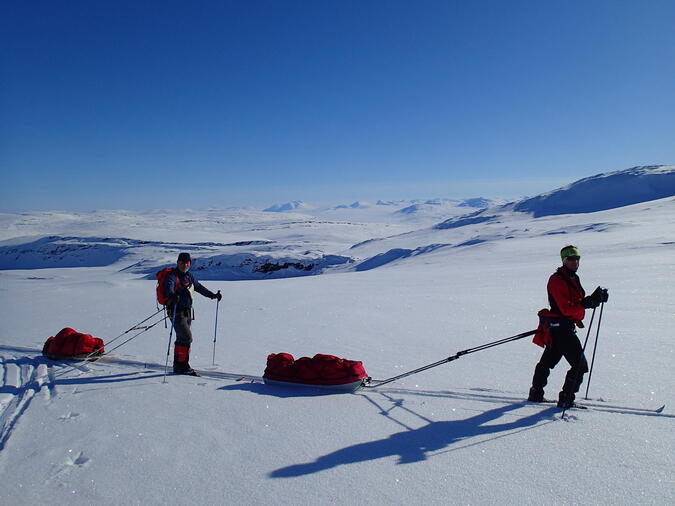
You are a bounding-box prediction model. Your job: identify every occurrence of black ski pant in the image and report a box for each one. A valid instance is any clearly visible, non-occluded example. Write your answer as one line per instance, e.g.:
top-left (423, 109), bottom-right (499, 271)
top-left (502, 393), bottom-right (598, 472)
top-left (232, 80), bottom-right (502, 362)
top-left (531, 321), bottom-right (588, 398)
top-left (168, 305), bottom-right (193, 347)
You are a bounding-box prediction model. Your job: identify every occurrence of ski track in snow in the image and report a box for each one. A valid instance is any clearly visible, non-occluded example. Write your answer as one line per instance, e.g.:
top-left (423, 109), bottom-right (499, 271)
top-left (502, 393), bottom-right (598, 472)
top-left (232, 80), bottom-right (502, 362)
top-left (0, 355), bottom-right (54, 451)
top-left (0, 353), bottom-right (94, 487)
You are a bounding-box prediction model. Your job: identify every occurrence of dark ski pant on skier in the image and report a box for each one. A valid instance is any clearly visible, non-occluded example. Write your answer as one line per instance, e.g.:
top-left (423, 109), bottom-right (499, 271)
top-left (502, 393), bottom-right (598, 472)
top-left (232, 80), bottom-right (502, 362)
top-left (168, 305), bottom-right (197, 374)
top-left (171, 306), bottom-right (193, 347)
top-left (531, 320), bottom-right (588, 402)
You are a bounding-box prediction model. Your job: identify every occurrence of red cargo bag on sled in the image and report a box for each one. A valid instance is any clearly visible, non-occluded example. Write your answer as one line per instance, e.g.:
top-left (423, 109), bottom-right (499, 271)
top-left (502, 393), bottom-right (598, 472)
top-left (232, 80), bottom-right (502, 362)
top-left (43, 327), bottom-right (104, 360)
top-left (264, 353), bottom-right (368, 391)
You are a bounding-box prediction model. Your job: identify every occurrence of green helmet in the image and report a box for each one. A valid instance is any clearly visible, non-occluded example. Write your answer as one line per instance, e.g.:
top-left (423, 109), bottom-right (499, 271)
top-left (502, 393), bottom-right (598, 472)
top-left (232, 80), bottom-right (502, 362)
top-left (560, 245), bottom-right (580, 261)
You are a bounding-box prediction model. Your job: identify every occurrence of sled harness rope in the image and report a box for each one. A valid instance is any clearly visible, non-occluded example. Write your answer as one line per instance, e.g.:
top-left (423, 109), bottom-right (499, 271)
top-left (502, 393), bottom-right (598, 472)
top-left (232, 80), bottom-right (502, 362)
top-left (80, 307), bottom-right (167, 360)
top-left (363, 328), bottom-right (538, 389)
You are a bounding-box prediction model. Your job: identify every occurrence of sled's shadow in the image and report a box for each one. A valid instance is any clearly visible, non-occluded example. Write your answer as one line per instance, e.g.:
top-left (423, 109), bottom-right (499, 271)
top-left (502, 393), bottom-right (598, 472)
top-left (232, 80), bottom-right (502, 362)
top-left (270, 402), bottom-right (558, 478)
top-left (218, 382), bottom-right (343, 398)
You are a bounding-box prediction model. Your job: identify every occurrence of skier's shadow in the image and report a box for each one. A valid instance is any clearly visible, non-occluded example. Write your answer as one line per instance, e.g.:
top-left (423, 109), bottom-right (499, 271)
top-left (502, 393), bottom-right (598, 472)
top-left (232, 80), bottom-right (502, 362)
top-left (269, 403), bottom-right (557, 478)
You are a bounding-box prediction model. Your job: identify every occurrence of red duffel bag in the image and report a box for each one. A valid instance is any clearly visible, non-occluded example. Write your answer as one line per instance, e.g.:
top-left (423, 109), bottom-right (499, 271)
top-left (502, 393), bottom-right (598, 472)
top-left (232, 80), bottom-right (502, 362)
top-left (263, 352), bottom-right (368, 387)
top-left (43, 327), bottom-right (104, 360)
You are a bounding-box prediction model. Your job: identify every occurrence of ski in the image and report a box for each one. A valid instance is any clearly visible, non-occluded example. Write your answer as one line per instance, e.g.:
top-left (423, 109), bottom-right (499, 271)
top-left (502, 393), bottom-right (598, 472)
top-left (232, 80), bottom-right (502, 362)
top-left (172, 370), bottom-right (200, 377)
top-left (530, 399), bottom-right (666, 414)
top-left (575, 400), bottom-right (665, 414)
top-left (236, 376), bottom-right (262, 383)
top-left (533, 400), bottom-right (588, 410)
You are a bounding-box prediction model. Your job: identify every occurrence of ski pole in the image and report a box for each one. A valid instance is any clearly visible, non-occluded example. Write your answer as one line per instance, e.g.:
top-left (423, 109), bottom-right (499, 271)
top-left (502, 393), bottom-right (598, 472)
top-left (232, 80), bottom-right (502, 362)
top-left (561, 305), bottom-right (597, 418)
top-left (584, 302), bottom-right (605, 400)
top-left (212, 291), bottom-right (220, 366)
top-left (366, 328), bottom-right (537, 388)
top-left (163, 304), bottom-right (178, 383)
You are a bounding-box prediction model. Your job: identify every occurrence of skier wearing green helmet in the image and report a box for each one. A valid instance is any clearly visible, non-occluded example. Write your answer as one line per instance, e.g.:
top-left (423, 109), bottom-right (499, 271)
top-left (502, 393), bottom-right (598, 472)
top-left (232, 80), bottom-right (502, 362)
top-left (528, 245), bottom-right (608, 408)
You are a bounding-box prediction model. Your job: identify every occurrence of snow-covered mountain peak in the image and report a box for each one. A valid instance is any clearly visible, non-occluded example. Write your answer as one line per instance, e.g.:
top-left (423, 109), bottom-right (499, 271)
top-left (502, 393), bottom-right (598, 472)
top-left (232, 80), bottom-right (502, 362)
top-left (511, 165), bottom-right (675, 217)
top-left (262, 201), bottom-right (311, 212)
top-left (333, 201), bottom-right (372, 210)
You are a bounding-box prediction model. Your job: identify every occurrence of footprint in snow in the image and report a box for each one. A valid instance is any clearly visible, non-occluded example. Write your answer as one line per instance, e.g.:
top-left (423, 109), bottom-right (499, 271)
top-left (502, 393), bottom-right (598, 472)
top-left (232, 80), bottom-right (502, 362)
top-left (69, 451), bottom-right (90, 467)
top-left (47, 451), bottom-right (91, 482)
top-left (58, 411), bottom-right (80, 422)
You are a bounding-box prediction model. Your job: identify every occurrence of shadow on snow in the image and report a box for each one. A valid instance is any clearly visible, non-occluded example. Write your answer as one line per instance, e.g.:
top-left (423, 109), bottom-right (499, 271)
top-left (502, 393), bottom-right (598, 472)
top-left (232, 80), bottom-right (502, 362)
top-left (218, 382), bottom-right (351, 398)
top-left (269, 402), bottom-right (558, 478)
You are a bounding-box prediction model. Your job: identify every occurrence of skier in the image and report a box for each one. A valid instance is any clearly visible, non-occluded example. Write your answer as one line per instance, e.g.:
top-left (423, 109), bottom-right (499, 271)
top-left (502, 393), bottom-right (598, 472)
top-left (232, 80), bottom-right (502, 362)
top-left (165, 252), bottom-right (221, 375)
top-left (528, 245), bottom-right (608, 408)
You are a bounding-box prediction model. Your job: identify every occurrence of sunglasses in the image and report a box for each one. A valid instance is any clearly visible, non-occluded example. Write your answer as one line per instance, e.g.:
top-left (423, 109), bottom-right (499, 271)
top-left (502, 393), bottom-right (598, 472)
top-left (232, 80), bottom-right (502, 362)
top-left (565, 256), bottom-right (580, 261)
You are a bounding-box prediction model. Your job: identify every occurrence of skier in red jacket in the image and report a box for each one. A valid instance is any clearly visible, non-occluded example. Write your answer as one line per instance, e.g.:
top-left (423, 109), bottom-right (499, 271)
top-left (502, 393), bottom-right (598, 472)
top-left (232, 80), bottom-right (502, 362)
top-left (528, 245), bottom-right (608, 408)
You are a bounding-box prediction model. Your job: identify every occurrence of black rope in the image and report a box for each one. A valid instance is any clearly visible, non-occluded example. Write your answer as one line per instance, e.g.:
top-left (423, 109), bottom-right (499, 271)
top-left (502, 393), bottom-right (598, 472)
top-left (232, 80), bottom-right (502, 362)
top-left (103, 308), bottom-right (165, 348)
top-left (103, 317), bottom-right (165, 355)
top-left (79, 309), bottom-right (167, 361)
top-left (365, 329), bottom-right (537, 388)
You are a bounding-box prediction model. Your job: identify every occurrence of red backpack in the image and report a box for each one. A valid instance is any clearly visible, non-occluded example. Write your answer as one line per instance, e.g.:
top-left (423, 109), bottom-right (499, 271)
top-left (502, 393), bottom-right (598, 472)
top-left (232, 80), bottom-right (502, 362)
top-left (156, 267), bottom-right (182, 305)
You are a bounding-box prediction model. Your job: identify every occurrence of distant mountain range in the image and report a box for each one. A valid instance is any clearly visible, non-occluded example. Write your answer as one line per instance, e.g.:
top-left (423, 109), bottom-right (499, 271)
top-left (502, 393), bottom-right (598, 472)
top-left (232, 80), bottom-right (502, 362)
top-left (263, 166), bottom-right (674, 219)
top-left (2, 164), bottom-right (673, 279)
top-left (263, 201), bottom-right (311, 212)
top-left (436, 165), bottom-right (674, 228)
top-left (263, 197), bottom-right (500, 214)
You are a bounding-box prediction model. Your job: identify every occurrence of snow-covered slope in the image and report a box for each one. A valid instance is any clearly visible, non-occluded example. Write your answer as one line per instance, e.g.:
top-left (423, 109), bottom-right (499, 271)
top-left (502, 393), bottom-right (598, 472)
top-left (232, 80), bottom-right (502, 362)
top-left (1, 186), bottom-right (673, 504)
top-left (512, 165), bottom-right (675, 217)
top-left (344, 165), bottom-right (675, 266)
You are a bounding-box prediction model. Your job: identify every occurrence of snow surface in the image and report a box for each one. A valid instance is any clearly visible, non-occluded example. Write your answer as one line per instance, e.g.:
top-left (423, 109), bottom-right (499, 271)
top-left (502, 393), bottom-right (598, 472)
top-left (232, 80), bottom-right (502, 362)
top-left (1, 169), bottom-right (674, 505)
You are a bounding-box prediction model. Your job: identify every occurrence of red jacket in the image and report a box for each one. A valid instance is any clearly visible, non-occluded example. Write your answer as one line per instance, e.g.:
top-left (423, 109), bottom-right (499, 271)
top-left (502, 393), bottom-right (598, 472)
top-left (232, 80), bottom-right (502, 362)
top-left (547, 267), bottom-right (586, 323)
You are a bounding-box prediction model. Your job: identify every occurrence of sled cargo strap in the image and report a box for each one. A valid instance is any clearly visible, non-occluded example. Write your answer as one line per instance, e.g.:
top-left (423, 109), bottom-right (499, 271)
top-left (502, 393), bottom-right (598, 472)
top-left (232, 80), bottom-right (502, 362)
top-left (365, 329), bottom-right (537, 389)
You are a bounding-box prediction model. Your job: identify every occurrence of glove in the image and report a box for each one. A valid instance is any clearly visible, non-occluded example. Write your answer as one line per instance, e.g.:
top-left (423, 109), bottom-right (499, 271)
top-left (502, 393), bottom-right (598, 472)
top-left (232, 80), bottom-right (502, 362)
top-left (583, 287), bottom-right (607, 308)
top-left (582, 295), bottom-right (599, 309)
top-left (590, 286), bottom-right (609, 304)
top-left (213, 291), bottom-right (222, 302)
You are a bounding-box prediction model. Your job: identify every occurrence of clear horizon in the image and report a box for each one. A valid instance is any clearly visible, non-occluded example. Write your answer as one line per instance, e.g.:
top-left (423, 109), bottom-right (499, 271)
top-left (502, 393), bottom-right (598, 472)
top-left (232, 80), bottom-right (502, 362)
top-left (2, 1), bottom-right (673, 212)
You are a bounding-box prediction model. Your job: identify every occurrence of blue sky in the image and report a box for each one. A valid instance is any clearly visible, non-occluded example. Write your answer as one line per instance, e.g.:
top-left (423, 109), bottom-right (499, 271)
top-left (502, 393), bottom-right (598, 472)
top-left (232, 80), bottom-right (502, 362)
top-left (2, 1), bottom-right (674, 211)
